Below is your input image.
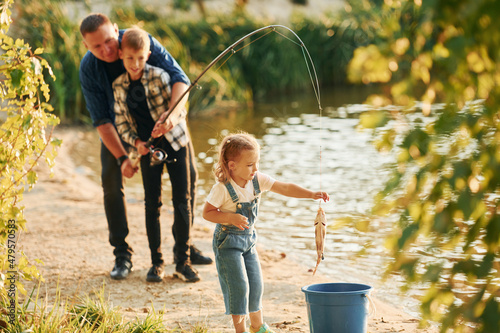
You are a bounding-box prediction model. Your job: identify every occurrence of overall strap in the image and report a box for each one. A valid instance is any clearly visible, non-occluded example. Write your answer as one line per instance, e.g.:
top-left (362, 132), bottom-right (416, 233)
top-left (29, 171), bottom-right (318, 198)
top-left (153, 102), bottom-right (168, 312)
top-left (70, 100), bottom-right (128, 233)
top-left (224, 182), bottom-right (239, 203)
top-left (252, 174), bottom-right (261, 196)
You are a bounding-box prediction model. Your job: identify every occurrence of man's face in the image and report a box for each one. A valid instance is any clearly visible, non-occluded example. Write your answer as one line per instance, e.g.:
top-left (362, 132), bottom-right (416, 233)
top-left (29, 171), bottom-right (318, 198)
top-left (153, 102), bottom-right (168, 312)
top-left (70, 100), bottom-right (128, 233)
top-left (82, 22), bottom-right (120, 63)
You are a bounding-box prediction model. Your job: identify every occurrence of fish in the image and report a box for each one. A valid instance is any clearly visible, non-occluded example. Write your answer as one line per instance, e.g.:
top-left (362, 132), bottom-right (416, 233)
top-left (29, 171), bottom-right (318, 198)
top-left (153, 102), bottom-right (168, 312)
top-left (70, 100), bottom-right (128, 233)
top-left (313, 206), bottom-right (327, 275)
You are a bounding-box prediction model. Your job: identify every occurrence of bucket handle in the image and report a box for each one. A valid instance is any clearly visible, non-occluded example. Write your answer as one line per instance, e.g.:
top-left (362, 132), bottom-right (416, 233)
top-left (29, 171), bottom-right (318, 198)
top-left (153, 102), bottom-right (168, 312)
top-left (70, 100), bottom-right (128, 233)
top-left (364, 292), bottom-right (376, 317)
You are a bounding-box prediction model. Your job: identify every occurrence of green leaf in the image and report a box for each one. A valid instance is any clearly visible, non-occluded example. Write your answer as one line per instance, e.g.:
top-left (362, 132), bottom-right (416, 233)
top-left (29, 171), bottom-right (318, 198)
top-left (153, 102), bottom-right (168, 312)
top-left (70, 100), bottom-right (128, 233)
top-left (359, 110), bottom-right (389, 129)
top-left (10, 68), bottom-right (23, 88)
top-left (27, 171), bottom-right (37, 185)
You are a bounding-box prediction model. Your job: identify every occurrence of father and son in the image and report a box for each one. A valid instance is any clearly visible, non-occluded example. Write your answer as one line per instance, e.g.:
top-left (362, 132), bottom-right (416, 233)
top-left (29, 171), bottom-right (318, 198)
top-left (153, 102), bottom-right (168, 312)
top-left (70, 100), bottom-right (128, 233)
top-left (79, 13), bottom-right (212, 283)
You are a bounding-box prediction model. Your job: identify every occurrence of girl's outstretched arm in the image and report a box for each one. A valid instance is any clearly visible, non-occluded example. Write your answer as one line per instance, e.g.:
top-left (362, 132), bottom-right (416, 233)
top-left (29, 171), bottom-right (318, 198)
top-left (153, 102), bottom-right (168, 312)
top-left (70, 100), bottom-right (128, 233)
top-left (270, 181), bottom-right (329, 202)
top-left (202, 202), bottom-right (250, 230)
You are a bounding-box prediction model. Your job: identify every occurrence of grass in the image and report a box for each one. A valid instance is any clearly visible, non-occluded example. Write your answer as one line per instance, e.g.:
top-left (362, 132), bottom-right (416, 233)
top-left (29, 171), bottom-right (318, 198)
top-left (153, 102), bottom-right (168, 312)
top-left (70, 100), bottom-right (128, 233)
top-left (0, 283), bottom-right (217, 333)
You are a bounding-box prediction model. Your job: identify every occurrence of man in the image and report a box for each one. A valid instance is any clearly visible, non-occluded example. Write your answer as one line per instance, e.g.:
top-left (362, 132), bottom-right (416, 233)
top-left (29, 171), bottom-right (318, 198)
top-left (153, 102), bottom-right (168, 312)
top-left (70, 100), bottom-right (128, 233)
top-left (79, 13), bottom-right (212, 282)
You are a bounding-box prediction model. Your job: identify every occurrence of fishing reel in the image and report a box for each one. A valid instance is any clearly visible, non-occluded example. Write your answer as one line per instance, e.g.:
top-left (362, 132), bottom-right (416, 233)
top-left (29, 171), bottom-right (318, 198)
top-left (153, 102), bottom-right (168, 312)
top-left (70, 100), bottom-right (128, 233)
top-left (149, 147), bottom-right (176, 166)
top-left (130, 146), bottom-right (176, 168)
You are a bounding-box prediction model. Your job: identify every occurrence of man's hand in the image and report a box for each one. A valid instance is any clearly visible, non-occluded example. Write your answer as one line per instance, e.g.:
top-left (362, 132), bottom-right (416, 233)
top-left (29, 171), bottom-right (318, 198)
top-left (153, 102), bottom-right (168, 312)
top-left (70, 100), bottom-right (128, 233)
top-left (120, 158), bottom-right (138, 178)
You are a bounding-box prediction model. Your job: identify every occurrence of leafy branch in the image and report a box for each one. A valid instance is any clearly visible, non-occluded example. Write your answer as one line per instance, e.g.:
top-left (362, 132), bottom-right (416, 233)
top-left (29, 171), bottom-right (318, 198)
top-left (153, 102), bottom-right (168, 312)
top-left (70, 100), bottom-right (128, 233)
top-left (347, 0), bottom-right (500, 331)
top-left (0, 0), bottom-right (60, 303)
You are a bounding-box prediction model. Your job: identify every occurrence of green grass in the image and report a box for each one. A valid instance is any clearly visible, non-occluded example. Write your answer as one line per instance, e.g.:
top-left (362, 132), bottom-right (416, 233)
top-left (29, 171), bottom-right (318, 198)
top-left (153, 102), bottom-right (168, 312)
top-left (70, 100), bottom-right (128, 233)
top-left (0, 283), bottom-right (219, 333)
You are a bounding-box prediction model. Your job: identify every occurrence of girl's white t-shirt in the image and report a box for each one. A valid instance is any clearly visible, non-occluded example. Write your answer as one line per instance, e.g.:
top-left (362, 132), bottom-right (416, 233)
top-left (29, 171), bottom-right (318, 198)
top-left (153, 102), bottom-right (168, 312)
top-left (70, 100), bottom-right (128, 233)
top-left (206, 171), bottom-right (276, 213)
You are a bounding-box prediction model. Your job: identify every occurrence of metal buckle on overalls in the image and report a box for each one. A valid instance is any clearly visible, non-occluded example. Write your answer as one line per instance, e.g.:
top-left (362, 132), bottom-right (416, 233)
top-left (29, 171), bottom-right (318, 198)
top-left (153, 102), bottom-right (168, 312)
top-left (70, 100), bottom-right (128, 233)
top-left (237, 203), bottom-right (242, 209)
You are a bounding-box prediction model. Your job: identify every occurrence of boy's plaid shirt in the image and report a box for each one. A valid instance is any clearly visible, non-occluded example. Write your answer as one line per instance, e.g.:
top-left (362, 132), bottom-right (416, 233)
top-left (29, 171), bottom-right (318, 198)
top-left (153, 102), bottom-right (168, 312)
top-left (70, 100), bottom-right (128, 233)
top-left (112, 63), bottom-right (188, 151)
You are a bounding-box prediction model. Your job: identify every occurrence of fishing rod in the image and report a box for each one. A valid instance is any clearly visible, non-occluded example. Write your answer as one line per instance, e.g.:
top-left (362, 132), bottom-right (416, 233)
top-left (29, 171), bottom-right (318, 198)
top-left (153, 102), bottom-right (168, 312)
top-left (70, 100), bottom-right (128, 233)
top-left (141, 24), bottom-right (322, 166)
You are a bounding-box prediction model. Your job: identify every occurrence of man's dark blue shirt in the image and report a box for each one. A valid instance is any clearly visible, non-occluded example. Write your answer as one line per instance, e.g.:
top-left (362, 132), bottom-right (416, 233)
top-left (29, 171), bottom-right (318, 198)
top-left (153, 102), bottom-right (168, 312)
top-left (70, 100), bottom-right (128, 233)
top-left (79, 30), bottom-right (190, 127)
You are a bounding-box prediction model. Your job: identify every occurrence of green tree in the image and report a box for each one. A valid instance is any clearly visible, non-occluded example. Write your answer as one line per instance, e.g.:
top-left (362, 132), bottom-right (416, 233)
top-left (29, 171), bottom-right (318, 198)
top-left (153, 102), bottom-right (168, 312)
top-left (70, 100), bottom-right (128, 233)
top-left (0, 0), bottom-right (60, 303)
top-left (347, 0), bottom-right (500, 331)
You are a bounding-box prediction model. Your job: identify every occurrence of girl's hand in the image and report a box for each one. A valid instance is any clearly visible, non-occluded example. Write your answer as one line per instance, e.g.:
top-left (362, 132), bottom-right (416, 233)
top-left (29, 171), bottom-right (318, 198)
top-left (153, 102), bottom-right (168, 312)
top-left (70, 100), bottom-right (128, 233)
top-left (231, 214), bottom-right (249, 230)
top-left (313, 191), bottom-right (330, 202)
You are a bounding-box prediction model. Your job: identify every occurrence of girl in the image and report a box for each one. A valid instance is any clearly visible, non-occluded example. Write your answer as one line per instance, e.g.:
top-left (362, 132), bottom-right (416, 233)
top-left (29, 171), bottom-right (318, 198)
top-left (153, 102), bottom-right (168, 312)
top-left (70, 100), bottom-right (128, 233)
top-left (203, 132), bottom-right (329, 333)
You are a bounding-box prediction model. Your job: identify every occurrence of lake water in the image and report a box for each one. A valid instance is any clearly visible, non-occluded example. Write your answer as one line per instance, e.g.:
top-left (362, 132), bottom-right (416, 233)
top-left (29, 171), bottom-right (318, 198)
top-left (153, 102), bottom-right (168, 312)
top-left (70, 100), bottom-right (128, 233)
top-left (71, 85), bottom-right (422, 316)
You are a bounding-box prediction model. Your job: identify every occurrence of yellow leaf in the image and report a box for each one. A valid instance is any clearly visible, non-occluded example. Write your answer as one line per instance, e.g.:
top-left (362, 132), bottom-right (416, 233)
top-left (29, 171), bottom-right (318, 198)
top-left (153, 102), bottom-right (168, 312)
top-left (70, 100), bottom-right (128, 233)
top-left (392, 37), bottom-right (410, 55)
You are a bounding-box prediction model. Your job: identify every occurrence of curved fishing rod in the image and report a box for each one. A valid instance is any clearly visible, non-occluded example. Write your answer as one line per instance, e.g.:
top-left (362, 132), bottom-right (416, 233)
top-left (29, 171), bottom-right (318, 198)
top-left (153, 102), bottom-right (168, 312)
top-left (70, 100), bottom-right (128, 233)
top-left (145, 24), bottom-right (322, 150)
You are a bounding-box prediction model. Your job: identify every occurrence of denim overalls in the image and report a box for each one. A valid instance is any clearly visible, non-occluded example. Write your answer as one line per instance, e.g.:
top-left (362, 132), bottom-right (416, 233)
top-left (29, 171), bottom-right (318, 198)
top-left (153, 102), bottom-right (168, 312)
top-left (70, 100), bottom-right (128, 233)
top-left (212, 176), bottom-right (264, 315)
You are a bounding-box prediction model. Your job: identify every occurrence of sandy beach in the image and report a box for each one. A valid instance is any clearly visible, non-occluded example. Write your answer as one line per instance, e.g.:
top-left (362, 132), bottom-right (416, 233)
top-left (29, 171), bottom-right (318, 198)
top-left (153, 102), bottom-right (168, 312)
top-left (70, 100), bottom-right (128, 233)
top-left (18, 127), bottom-right (439, 332)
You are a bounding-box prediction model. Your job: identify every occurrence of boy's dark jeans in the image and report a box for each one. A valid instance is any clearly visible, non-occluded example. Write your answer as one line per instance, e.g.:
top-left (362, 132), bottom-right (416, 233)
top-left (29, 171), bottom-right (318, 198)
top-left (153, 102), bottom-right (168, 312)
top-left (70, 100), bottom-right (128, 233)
top-left (140, 139), bottom-right (198, 266)
top-left (100, 142), bottom-right (134, 261)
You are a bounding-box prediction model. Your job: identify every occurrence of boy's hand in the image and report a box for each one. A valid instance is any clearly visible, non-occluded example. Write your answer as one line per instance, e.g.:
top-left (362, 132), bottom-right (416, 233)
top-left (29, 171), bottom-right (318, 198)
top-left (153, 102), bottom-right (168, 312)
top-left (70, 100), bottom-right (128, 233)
top-left (313, 191), bottom-right (330, 202)
top-left (135, 140), bottom-right (150, 156)
top-left (231, 214), bottom-right (249, 230)
top-left (151, 112), bottom-right (173, 138)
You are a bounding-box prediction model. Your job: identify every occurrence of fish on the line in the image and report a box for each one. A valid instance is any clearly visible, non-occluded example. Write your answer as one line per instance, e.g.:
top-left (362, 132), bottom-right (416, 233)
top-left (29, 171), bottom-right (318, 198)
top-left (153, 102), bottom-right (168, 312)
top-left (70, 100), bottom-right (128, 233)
top-left (313, 206), bottom-right (326, 275)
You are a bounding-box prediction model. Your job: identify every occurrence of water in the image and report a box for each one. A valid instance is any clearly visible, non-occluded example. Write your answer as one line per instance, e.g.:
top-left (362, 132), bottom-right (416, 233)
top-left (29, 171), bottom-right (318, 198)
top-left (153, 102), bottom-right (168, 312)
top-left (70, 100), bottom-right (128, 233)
top-left (71, 85), bottom-right (421, 315)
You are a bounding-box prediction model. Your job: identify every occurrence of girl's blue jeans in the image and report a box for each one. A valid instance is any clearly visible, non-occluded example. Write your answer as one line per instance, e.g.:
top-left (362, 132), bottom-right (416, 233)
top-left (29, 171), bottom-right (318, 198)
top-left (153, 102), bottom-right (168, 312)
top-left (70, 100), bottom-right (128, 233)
top-left (213, 224), bottom-right (263, 315)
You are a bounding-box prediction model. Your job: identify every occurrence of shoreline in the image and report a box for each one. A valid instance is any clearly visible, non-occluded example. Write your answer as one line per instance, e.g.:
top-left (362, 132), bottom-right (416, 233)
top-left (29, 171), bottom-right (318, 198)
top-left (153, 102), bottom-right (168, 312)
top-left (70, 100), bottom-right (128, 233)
top-left (19, 127), bottom-right (438, 332)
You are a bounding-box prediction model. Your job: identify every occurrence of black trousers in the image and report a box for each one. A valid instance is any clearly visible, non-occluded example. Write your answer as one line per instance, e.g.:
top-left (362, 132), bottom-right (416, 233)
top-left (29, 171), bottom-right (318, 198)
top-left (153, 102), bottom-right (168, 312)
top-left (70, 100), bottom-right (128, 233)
top-left (100, 141), bottom-right (134, 261)
top-left (100, 139), bottom-right (198, 265)
top-left (139, 139), bottom-right (198, 266)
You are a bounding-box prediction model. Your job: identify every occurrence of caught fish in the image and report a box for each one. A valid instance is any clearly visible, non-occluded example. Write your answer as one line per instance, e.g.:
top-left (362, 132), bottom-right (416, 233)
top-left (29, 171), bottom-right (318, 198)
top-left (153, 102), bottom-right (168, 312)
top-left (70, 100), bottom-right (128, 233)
top-left (313, 206), bottom-right (327, 275)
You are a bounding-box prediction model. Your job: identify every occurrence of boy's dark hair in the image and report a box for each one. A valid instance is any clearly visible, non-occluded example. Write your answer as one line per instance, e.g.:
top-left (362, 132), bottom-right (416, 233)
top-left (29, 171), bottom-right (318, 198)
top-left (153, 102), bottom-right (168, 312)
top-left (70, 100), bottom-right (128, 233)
top-left (121, 27), bottom-right (150, 51)
top-left (80, 13), bottom-right (112, 37)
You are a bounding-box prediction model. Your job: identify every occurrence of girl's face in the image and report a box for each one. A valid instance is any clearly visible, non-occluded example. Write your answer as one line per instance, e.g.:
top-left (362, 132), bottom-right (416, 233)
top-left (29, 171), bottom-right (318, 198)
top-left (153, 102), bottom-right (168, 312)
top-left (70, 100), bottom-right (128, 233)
top-left (228, 148), bottom-right (259, 187)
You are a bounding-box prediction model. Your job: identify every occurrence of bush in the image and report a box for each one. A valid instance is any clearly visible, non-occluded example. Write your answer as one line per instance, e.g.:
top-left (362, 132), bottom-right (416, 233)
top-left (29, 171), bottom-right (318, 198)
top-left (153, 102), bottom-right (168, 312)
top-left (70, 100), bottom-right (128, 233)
top-left (0, 0), bottom-right (60, 307)
top-left (349, 0), bottom-right (500, 331)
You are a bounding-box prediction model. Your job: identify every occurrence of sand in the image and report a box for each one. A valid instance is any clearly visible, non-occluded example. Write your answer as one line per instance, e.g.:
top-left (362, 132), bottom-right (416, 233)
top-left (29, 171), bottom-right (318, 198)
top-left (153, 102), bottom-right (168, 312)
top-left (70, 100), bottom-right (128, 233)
top-left (18, 127), bottom-right (439, 332)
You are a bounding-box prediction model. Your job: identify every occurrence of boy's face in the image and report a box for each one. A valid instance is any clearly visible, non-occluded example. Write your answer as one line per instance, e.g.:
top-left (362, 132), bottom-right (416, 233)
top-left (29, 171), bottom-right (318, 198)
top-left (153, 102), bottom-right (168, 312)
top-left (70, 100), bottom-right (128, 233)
top-left (119, 46), bottom-right (151, 81)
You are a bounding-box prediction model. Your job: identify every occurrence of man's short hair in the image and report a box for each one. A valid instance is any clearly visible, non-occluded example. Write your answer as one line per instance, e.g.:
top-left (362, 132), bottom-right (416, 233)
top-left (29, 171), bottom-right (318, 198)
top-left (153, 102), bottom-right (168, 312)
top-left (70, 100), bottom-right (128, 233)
top-left (80, 13), bottom-right (112, 36)
top-left (121, 27), bottom-right (150, 51)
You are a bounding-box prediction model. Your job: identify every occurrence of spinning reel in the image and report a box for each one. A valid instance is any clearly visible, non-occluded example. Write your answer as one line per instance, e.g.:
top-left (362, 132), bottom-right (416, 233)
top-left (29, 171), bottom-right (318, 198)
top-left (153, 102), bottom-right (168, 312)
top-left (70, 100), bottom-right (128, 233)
top-left (149, 146), bottom-right (176, 166)
top-left (131, 146), bottom-right (176, 168)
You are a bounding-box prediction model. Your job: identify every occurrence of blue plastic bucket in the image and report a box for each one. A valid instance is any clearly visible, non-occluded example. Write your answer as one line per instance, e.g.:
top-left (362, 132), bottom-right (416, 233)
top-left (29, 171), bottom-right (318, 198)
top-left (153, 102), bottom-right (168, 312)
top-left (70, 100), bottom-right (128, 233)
top-left (301, 283), bottom-right (372, 333)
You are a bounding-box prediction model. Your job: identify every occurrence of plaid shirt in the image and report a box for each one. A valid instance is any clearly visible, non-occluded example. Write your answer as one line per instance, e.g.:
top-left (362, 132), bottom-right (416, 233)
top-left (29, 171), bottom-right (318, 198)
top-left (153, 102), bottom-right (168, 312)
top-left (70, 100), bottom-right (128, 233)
top-left (112, 63), bottom-right (188, 151)
top-left (79, 30), bottom-right (190, 128)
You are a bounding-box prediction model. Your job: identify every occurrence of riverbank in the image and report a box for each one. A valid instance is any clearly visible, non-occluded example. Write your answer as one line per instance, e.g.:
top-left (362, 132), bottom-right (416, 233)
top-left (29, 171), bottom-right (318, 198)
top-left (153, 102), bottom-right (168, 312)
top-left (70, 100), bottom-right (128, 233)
top-left (19, 127), bottom-right (439, 332)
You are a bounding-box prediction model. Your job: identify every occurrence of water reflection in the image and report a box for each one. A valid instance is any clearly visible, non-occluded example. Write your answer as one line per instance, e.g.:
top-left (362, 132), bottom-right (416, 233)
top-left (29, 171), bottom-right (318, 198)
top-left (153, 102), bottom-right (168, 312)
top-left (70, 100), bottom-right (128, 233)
top-left (71, 85), bottom-right (422, 314)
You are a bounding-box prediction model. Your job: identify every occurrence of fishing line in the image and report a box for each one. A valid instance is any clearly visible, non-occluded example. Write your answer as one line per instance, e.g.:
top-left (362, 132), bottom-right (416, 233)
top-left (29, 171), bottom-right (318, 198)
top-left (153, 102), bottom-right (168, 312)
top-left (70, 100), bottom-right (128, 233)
top-left (143, 25), bottom-right (324, 190)
top-left (213, 29), bottom-right (275, 72)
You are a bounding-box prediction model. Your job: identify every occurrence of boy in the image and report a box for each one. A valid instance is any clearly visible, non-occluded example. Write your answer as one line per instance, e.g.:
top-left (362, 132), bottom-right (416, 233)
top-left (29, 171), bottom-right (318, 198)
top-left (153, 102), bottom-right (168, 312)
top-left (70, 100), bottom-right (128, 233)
top-left (112, 27), bottom-right (201, 282)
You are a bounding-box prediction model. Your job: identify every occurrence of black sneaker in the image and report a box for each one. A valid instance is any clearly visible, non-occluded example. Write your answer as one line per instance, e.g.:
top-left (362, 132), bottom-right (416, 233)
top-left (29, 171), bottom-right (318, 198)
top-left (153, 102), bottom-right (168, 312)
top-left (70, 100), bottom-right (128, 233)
top-left (110, 258), bottom-right (132, 280)
top-left (146, 264), bottom-right (165, 282)
top-left (174, 245), bottom-right (213, 265)
top-left (174, 262), bottom-right (201, 283)
top-left (191, 245), bottom-right (213, 265)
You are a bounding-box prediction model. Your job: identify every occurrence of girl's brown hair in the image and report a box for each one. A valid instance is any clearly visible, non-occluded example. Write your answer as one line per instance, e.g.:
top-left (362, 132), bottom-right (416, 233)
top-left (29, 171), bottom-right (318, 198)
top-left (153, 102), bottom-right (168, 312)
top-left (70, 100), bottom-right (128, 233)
top-left (214, 132), bottom-right (260, 183)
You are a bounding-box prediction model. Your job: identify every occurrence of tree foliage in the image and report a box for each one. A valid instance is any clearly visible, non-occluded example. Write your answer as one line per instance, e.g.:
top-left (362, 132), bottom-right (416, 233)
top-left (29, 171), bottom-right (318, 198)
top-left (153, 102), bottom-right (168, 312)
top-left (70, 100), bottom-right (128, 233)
top-left (348, 0), bottom-right (500, 331)
top-left (0, 0), bottom-right (60, 301)
top-left (12, 0), bottom-right (88, 123)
